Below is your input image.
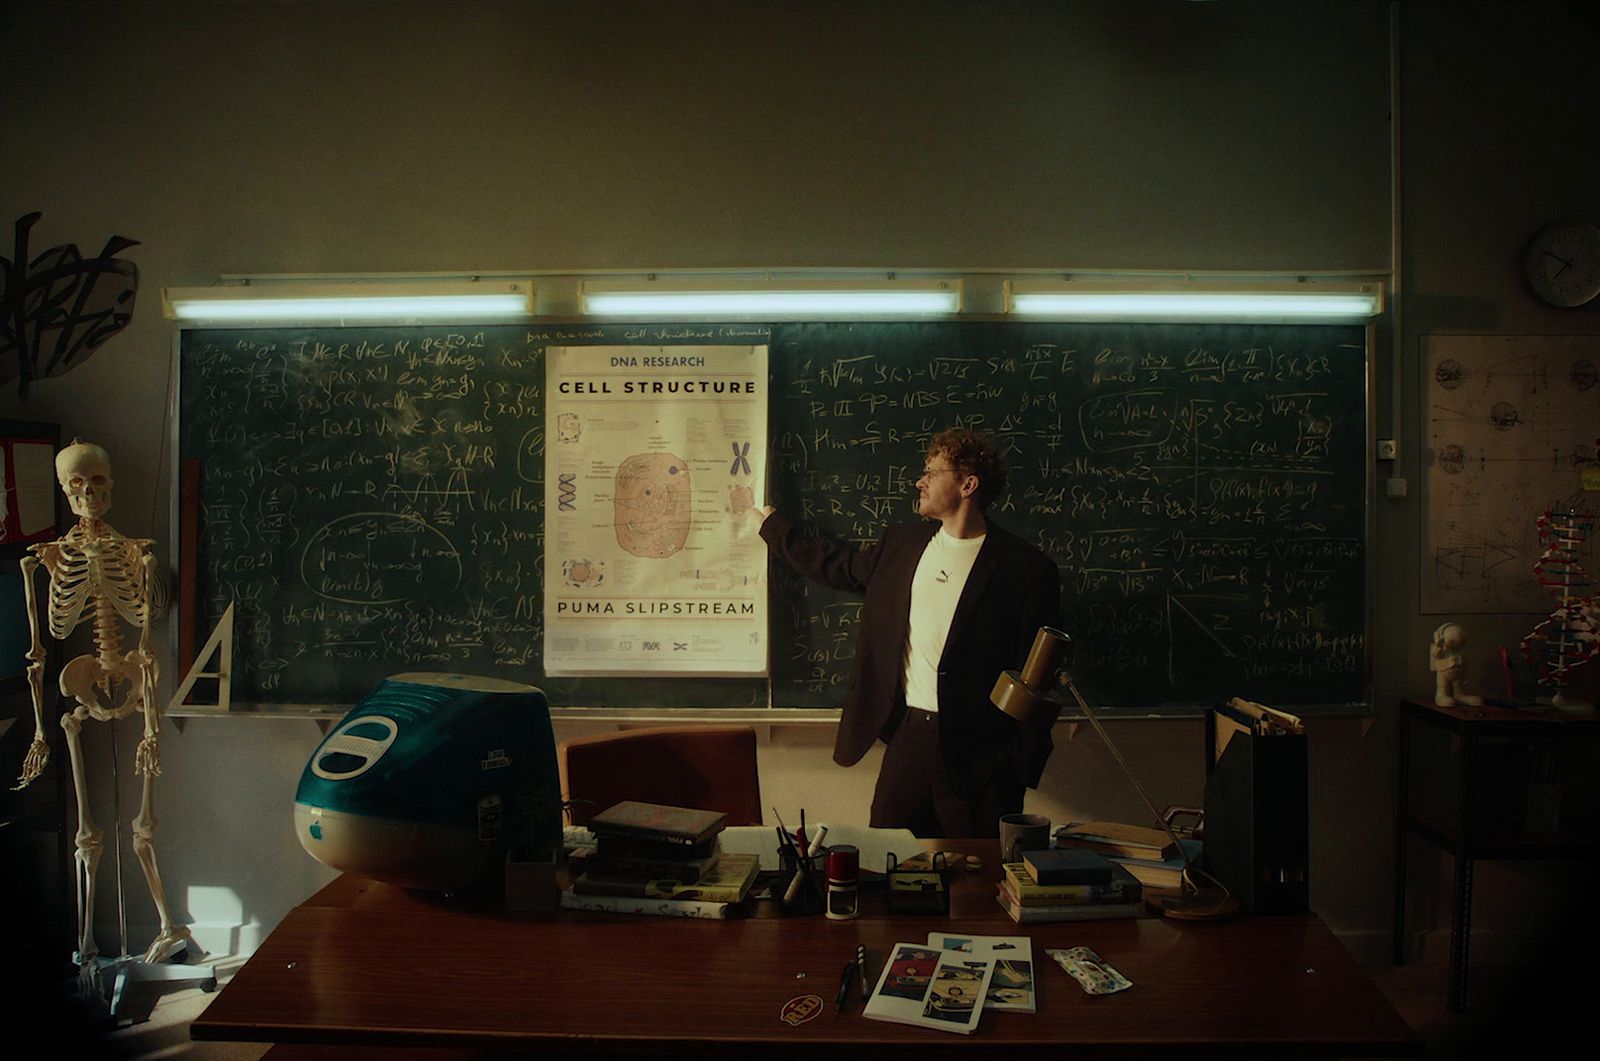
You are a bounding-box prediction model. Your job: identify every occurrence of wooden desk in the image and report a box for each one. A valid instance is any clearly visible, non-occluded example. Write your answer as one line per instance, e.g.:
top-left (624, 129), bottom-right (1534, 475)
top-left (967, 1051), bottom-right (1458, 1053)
top-left (195, 841), bottom-right (1418, 1058)
top-left (1392, 698), bottom-right (1600, 1012)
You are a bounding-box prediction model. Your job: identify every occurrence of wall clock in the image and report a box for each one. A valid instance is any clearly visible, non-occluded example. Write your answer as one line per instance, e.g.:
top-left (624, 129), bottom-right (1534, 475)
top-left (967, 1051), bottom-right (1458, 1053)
top-left (1524, 220), bottom-right (1600, 307)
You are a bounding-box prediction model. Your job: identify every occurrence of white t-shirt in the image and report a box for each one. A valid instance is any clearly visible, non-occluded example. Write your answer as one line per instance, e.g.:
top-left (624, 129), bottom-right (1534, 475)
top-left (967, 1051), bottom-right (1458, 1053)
top-left (901, 528), bottom-right (987, 711)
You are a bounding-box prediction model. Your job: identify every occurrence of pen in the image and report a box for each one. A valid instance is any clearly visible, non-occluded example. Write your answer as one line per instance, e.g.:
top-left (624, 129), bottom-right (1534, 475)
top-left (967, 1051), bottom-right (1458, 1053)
top-left (835, 956), bottom-right (857, 1013)
top-left (857, 943), bottom-right (868, 999)
top-left (799, 808), bottom-right (808, 851)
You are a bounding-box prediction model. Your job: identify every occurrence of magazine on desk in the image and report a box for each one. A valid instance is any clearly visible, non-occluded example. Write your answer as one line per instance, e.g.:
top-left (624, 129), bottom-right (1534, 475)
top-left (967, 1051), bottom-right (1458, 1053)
top-left (864, 943), bottom-right (994, 1034)
top-left (927, 932), bottom-right (1037, 1013)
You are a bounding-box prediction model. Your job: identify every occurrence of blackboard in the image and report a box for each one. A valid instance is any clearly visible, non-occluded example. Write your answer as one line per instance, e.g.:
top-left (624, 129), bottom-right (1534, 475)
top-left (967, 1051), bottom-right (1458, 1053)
top-left (178, 320), bottom-right (1368, 712)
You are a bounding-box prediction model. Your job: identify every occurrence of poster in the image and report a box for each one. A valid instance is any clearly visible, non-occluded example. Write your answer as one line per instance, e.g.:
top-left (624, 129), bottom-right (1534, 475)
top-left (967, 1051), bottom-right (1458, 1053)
top-left (544, 344), bottom-right (768, 675)
top-left (1422, 334), bottom-right (1599, 613)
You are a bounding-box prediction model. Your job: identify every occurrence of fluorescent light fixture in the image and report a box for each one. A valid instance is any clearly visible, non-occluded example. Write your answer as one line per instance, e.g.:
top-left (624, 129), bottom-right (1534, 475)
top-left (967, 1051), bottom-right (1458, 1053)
top-left (582, 279), bottom-right (961, 317)
top-left (162, 281), bottom-right (534, 323)
top-left (1006, 281), bottom-right (1383, 323)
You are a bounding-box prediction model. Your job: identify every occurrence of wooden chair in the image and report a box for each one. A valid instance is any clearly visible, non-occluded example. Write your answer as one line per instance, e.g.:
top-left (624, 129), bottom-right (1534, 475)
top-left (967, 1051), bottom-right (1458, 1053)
top-left (557, 725), bottom-right (763, 827)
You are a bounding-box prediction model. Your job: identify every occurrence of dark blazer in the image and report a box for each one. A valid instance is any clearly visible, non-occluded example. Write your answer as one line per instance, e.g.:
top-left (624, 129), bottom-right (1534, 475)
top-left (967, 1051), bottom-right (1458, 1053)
top-left (761, 511), bottom-right (1061, 800)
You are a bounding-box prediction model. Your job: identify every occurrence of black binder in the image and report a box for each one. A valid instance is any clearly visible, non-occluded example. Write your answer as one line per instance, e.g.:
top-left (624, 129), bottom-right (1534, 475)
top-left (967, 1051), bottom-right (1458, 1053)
top-left (1202, 704), bottom-right (1308, 914)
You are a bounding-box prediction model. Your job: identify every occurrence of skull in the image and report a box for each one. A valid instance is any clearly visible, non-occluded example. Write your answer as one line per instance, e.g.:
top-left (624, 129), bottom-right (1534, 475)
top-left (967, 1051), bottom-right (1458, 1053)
top-left (56, 439), bottom-right (113, 520)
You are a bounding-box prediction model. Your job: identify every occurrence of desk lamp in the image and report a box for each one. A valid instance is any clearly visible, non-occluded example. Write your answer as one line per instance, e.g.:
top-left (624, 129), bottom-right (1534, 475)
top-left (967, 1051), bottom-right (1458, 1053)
top-left (992, 627), bottom-right (1239, 921)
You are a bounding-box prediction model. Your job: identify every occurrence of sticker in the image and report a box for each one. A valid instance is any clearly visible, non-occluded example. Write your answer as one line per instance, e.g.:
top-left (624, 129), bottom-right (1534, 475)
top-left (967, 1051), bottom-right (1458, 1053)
top-left (780, 994), bottom-right (823, 1026)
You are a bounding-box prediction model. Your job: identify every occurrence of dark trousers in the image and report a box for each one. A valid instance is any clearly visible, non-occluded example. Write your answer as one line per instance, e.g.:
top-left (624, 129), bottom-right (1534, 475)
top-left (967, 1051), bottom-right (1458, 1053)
top-left (869, 708), bottom-right (1024, 838)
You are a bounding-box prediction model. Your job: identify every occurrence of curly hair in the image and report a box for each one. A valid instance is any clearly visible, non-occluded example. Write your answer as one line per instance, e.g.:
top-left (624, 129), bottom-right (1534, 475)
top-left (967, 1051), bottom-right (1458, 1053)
top-left (928, 428), bottom-right (1007, 510)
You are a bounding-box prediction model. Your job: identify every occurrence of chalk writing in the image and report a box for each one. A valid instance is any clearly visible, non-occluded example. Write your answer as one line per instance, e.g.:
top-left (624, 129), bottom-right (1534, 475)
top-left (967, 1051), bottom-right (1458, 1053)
top-left (183, 321), bottom-right (1367, 710)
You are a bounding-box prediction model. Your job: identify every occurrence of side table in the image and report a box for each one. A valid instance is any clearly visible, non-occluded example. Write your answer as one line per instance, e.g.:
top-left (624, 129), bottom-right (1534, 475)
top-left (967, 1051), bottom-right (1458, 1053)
top-left (1392, 698), bottom-right (1600, 1012)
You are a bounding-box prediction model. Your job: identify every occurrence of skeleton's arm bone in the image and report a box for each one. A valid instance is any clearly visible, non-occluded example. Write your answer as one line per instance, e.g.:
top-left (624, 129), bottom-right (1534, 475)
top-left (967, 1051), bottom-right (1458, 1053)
top-left (133, 550), bottom-right (162, 777)
top-left (14, 553), bottom-right (50, 788)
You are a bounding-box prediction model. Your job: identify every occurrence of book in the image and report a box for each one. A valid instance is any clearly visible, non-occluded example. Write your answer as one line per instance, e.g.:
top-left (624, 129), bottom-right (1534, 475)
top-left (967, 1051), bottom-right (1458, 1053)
top-left (587, 801), bottom-right (727, 847)
top-left (927, 932), bottom-right (1036, 1013)
top-left (1103, 839), bottom-right (1202, 890)
top-left (995, 887), bottom-right (1140, 924)
top-left (558, 888), bottom-right (733, 920)
top-left (1021, 848), bottom-right (1114, 886)
top-left (581, 846), bottom-right (722, 881)
top-left (594, 833), bottom-right (719, 863)
top-left (1054, 820), bottom-right (1180, 861)
top-left (864, 942), bottom-right (994, 1035)
top-left (573, 853), bottom-right (759, 903)
top-left (1001, 862), bottom-right (1140, 905)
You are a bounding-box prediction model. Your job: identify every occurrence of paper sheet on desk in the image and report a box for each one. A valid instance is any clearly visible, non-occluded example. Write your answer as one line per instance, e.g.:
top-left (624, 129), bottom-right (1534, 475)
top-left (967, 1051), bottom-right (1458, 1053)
top-left (720, 824), bottom-right (920, 873)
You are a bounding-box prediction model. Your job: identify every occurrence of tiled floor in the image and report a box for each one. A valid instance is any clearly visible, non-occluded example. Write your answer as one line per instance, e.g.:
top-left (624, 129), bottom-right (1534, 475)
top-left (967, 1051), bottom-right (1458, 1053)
top-left (65, 954), bottom-right (1548, 1059)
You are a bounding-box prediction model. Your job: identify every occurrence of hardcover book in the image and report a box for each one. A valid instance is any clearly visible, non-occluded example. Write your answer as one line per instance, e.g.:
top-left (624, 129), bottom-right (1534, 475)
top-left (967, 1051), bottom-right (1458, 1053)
top-left (1001, 862), bottom-right (1140, 905)
top-left (1021, 848), bottom-right (1114, 886)
top-left (1102, 839), bottom-right (1202, 890)
top-left (594, 833), bottom-right (719, 863)
top-left (588, 801), bottom-right (727, 847)
top-left (573, 853), bottom-right (759, 903)
top-left (995, 887), bottom-right (1140, 924)
top-left (558, 889), bottom-right (733, 920)
top-left (1053, 820), bottom-right (1179, 861)
top-left (582, 846), bottom-right (722, 882)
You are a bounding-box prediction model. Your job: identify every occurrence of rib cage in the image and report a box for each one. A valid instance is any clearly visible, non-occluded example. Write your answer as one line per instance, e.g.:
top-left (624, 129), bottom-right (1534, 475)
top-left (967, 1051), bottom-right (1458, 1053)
top-left (45, 530), bottom-right (149, 646)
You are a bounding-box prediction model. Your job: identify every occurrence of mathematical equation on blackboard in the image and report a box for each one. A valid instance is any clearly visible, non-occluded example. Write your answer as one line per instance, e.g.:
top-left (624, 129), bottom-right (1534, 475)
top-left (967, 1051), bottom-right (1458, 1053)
top-left (763, 323), bottom-right (1367, 708)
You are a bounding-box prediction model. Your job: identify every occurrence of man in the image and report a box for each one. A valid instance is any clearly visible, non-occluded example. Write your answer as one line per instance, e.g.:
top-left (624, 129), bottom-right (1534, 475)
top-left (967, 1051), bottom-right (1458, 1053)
top-left (755, 428), bottom-right (1060, 837)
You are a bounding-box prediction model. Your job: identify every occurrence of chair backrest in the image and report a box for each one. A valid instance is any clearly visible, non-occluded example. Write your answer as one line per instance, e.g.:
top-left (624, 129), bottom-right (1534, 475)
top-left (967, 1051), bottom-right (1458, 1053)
top-left (558, 725), bottom-right (763, 827)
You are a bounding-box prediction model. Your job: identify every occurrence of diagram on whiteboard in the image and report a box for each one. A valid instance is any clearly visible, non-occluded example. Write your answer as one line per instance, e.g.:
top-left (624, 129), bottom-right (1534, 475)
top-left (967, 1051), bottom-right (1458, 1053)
top-left (1423, 335), bottom-right (1600, 613)
top-left (544, 343), bottom-right (769, 676)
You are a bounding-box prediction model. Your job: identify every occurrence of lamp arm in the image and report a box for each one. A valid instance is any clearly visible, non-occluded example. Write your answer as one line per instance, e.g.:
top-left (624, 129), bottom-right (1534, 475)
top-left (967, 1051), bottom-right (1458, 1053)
top-left (1060, 680), bottom-right (1193, 872)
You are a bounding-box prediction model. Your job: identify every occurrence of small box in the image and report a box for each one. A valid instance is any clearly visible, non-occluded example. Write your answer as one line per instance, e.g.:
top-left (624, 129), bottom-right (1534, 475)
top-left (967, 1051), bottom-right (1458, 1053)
top-left (504, 848), bottom-right (560, 911)
top-left (884, 851), bottom-right (950, 915)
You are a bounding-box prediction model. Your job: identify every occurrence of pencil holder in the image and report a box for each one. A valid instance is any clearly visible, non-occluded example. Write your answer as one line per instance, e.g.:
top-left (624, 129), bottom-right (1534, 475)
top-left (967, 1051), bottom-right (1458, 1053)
top-left (775, 848), bottom-right (826, 915)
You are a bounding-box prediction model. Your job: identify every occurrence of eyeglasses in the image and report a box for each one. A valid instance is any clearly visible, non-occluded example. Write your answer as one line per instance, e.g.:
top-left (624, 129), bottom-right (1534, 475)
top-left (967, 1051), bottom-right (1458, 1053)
top-left (920, 465), bottom-right (959, 480)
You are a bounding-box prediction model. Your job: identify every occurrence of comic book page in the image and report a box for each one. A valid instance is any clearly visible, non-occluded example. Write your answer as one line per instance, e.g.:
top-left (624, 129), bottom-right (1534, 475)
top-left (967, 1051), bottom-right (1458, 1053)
top-left (864, 942), bottom-right (994, 1034)
top-left (927, 932), bottom-right (1037, 1013)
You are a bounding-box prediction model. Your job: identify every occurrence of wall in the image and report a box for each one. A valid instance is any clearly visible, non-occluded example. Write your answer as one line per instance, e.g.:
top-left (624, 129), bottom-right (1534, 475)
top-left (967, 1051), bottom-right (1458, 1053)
top-left (1, 0), bottom-right (1593, 967)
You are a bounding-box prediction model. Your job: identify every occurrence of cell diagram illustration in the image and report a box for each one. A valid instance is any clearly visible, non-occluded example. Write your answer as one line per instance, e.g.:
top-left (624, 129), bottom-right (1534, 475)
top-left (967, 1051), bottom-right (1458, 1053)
top-left (614, 452), bottom-right (691, 558)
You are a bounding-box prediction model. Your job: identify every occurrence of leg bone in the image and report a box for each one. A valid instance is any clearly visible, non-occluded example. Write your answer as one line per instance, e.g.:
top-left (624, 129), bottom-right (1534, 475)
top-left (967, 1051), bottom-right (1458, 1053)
top-left (61, 707), bottom-right (102, 972)
top-left (131, 769), bottom-right (191, 963)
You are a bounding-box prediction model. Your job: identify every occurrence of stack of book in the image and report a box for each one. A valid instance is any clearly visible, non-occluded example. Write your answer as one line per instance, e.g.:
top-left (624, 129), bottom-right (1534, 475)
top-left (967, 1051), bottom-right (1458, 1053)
top-left (996, 850), bottom-right (1142, 923)
top-left (1053, 820), bottom-right (1202, 889)
top-left (559, 800), bottom-right (758, 920)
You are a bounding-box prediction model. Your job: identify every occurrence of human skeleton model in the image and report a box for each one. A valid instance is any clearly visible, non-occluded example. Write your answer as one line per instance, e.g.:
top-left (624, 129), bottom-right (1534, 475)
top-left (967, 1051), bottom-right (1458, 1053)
top-left (1430, 622), bottom-right (1483, 708)
top-left (14, 440), bottom-right (190, 982)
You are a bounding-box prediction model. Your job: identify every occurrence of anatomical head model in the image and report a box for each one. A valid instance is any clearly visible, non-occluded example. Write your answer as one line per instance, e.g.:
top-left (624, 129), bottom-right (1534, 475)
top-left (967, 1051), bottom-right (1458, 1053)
top-left (15, 439), bottom-right (191, 989)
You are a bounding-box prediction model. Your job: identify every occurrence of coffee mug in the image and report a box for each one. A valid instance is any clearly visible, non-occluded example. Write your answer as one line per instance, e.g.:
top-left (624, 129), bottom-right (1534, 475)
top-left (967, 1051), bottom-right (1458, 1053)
top-left (999, 813), bottom-right (1051, 864)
